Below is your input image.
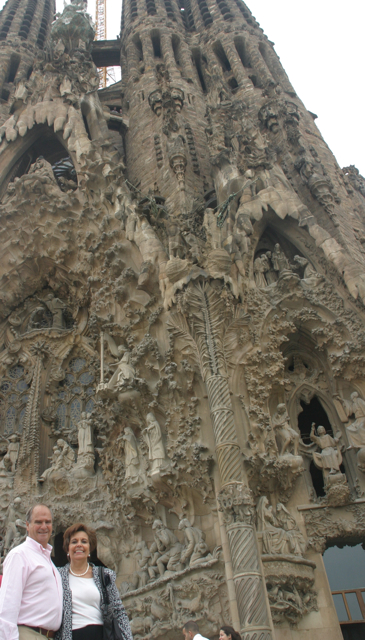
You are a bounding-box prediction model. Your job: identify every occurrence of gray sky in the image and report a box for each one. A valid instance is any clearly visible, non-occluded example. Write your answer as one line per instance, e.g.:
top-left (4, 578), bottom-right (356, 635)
top-left (1, 0), bottom-right (364, 175)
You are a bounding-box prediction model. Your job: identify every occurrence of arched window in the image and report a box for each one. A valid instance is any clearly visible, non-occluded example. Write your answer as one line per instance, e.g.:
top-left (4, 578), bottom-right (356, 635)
top-left (54, 357), bottom-right (96, 443)
top-left (0, 365), bottom-right (30, 437)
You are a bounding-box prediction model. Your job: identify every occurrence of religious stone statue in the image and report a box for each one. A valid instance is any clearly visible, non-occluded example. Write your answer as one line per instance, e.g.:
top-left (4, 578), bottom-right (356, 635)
top-left (130, 541), bottom-right (155, 589)
top-left (122, 427), bottom-right (144, 482)
top-left (256, 496), bottom-right (288, 555)
top-left (8, 519), bottom-right (27, 551)
top-left (3, 497), bottom-right (23, 555)
top-left (144, 413), bottom-right (167, 473)
top-left (276, 503), bottom-right (306, 556)
top-left (106, 348), bottom-right (136, 392)
top-left (263, 251), bottom-right (278, 285)
top-left (178, 518), bottom-right (211, 567)
top-left (40, 439), bottom-right (76, 482)
top-left (253, 255), bottom-right (267, 288)
top-left (74, 413), bottom-right (95, 477)
top-left (77, 412), bottom-right (94, 456)
top-left (38, 294), bottom-right (67, 329)
top-left (204, 208), bottom-right (222, 250)
top-left (271, 244), bottom-right (291, 275)
top-left (272, 403), bottom-right (300, 456)
top-left (150, 519), bottom-right (183, 576)
top-left (310, 424), bottom-right (342, 477)
top-left (0, 433), bottom-right (20, 475)
top-left (339, 392), bottom-right (365, 449)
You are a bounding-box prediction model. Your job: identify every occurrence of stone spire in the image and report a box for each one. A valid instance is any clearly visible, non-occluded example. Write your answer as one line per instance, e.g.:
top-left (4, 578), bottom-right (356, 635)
top-left (0, 0), bottom-right (55, 105)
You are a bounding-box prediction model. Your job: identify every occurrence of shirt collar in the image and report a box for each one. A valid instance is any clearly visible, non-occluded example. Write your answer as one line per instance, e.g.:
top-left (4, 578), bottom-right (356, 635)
top-left (25, 536), bottom-right (53, 555)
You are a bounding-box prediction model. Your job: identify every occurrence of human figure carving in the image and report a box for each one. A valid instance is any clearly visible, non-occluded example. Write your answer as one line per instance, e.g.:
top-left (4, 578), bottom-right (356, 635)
top-left (256, 496), bottom-right (288, 555)
top-left (178, 518), bottom-right (210, 567)
top-left (77, 412), bottom-right (94, 456)
top-left (276, 503), bottom-right (306, 556)
top-left (126, 210), bottom-right (168, 294)
top-left (271, 244), bottom-right (291, 275)
top-left (272, 403), bottom-right (300, 456)
top-left (310, 424), bottom-right (342, 477)
top-left (3, 497), bottom-right (23, 555)
top-left (339, 392), bottom-right (365, 449)
top-left (38, 294), bottom-right (67, 329)
top-left (253, 255), bottom-right (267, 288)
top-left (150, 519), bottom-right (183, 576)
top-left (131, 541), bottom-right (154, 589)
top-left (144, 412), bottom-right (167, 472)
top-left (0, 434), bottom-right (20, 474)
top-left (122, 427), bottom-right (143, 481)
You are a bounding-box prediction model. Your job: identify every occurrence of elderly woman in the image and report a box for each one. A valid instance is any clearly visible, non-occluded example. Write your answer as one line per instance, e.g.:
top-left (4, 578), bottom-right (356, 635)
top-left (56, 522), bottom-right (133, 640)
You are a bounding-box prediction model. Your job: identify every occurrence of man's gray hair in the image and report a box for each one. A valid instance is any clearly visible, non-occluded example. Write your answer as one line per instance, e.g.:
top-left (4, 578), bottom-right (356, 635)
top-left (183, 621), bottom-right (199, 634)
top-left (26, 504), bottom-right (53, 523)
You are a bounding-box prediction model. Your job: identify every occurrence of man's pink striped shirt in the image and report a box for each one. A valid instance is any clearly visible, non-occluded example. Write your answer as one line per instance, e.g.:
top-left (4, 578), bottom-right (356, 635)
top-left (0, 536), bottom-right (63, 640)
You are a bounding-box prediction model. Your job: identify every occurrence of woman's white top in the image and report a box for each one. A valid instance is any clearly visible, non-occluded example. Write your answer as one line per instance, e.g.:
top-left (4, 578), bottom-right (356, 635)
top-left (69, 574), bottom-right (104, 630)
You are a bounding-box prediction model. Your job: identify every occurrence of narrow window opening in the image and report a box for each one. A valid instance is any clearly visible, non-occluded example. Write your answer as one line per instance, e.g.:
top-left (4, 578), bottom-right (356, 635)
top-left (191, 48), bottom-right (207, 93)
top-left (130, 0), bottom-right (138, 19)
top-left (151, 32), bottom-right (162, 59)
top-left (163, 0), bottom-right (175, 20)
top-left (133, 34), bottom-right (144, 62)
top-left (216, 0), bottom-right (233, 20)
top-left (234, 36), bottom-right (251, 68)
top-left (145, 0), bottom-right (157, 16)
top-left (212, 41), bottom-right (231, 72)
top-left (172, 34), bottom-right (180, 67)
top-left (196, 0), bottom-right (213, 27)
top-left (36, 0), bottom-right (51, 49)
top-left (26, 66), bottom-right (33, 80)
top-left (18, 0), bottom-right (38, 39)
top-left (7, 54), bottom-right (21, 83)
top-left (0, 0), bottom-right (21, 40)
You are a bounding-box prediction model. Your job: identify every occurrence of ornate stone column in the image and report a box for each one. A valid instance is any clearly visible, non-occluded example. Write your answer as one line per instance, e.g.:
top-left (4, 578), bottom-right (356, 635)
top-left (168, 281), bottom-right (274, 639)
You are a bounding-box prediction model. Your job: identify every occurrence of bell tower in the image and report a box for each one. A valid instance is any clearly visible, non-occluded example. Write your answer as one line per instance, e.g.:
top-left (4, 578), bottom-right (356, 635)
top-left (0, 0), bottom-right (55, 105)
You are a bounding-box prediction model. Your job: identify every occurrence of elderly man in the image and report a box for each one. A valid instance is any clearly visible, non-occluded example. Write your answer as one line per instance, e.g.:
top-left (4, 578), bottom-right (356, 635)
top-left (182, 620), bottom-right (209, 640)
top-left (0, 503), bottom-right (63, 640)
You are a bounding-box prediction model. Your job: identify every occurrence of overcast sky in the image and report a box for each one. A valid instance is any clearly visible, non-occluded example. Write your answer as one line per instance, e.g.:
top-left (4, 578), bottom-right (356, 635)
top-left (1, 0), bottom-right (363, 175)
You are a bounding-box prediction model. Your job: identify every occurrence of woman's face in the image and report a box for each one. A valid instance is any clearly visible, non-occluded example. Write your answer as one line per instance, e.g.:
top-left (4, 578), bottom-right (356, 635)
top-left (68, 530), bottom-right (90, 562)
top-left (219, 631), bottom-right (231, 640)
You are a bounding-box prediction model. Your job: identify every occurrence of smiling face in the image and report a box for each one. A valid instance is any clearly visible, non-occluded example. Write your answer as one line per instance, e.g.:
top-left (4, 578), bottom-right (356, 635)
top-left (26, 505), bottom-right (53, 549)
top-left (219, 631), bottom-right (231, 640)
top-left (68, 530), bottom-right (90, 563)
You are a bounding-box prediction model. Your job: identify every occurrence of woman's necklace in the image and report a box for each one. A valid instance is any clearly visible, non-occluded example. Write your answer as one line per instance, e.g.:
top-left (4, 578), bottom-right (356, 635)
top-left (69, 563), bottom-right (90, 577)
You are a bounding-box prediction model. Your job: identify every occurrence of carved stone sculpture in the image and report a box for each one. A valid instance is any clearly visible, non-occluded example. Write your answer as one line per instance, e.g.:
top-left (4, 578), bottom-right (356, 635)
top-left (178, 518), bottom-right (211, 567)
top-left (150, 519), bottom-right (183, 576)
top-left (122, 427), bottom-right (145, 483)
top-left (0, 434), bottom-right (20, 475)
top-left (272, 404), bottom-right (300, 457)
top-left (144, 413), bottom-right (167, 473)
top-left (310, 424), bottom-right (342, 477)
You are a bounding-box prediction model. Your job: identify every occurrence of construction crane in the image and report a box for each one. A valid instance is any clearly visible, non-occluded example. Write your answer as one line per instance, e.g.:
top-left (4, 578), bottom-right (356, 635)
top-left (95, 0), bottom-right (107, 88)
top-left (95, 0), bottom-right (117, 89)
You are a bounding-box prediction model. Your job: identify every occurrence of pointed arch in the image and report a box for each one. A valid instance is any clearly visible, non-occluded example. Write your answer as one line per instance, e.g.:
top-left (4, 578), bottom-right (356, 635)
top-left (0, 124), bottom-right (77, 198)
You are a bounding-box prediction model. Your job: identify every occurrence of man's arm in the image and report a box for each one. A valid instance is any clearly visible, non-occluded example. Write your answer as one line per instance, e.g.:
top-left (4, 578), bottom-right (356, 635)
top-left (0, 551), bottom-right (27, 640)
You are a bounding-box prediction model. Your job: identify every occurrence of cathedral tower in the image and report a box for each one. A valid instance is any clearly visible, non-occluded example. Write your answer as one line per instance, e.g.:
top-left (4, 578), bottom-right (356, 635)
top-left (0, 0), bottom-right (55, 104)
top-left (0, 1), bottom-right (365, 640)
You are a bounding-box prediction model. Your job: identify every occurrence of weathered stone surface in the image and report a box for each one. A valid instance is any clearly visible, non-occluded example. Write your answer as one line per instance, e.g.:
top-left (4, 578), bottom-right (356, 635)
top-left (0, 0), bottom-right (364, 638)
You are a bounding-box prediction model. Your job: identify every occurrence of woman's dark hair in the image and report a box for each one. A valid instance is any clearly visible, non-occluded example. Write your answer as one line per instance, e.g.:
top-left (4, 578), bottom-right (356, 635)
top-left (63, 522), bottom-right (97, 554)
top-left (220, 626), bottom-right (242, 640)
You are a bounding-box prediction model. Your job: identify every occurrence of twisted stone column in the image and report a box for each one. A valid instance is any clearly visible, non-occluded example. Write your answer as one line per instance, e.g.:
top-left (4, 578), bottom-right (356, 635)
top-left (177, 282), bottom-right (274, 639)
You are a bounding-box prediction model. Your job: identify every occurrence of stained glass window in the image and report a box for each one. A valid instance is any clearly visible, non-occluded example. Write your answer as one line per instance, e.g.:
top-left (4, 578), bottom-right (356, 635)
top-left (53, 355), bottom-right (96, 439)
top-left (0, 365), bottom-right (30, 436)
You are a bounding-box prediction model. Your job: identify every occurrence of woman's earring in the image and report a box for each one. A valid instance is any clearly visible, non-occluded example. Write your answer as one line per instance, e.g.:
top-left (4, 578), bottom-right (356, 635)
top-left (67, 553), bottom-right (70, 557)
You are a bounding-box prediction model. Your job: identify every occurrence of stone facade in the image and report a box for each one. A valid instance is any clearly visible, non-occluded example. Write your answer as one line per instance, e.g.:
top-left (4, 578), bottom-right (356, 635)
top-left (0, 0), bottom-right (364, 638)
